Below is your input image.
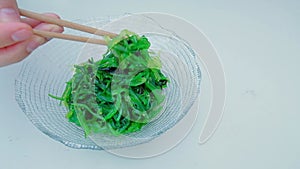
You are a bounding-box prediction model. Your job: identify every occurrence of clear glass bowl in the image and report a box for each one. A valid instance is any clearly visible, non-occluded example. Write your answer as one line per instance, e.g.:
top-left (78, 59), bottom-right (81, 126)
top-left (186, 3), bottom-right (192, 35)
top-left (15, 14), bottom-right (201, 150)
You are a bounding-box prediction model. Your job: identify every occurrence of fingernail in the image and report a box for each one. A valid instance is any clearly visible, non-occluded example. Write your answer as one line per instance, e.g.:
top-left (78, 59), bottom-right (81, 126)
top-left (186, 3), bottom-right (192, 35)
top-left (45, 26), bottom-right (63, 40)
top-left (11, 29), bottom-right (32, 42)
top-left (50, 26), bottom-right (63, 33)
top-left (0, 8), bottom-right (19, 22)
top-left (26, 38), bottom-right (44, 53)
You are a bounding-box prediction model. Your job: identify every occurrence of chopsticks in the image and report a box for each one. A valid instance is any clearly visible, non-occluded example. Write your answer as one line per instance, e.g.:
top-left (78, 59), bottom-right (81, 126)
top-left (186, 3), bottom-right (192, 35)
top-left (19, 9), bottom-right (118, 45)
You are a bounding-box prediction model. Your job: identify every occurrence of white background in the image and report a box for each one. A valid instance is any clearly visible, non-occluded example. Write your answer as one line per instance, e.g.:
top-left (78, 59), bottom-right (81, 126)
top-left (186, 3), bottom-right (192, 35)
top-left (1, 0), bottom-right (299, 168)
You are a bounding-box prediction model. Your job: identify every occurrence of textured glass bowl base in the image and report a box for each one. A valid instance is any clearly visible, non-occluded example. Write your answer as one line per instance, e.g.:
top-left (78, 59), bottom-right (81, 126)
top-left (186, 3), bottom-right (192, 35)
top-left (15, 14), bottom-right (201, 151)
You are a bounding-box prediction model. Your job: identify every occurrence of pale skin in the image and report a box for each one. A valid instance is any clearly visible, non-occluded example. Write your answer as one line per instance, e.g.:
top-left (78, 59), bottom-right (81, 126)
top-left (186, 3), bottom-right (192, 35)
top-left (0, 0), bottom-right (63, 67)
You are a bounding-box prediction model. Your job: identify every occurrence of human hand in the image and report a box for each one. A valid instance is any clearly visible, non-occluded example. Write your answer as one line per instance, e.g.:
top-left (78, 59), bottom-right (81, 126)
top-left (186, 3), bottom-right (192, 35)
top-left (0, 0), bottom-right (63, 67)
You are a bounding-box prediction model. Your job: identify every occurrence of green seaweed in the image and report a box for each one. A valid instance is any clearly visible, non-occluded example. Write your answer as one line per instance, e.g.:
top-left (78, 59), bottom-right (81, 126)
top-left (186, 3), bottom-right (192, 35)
top-left (50, 30), bottom-right (169, 136)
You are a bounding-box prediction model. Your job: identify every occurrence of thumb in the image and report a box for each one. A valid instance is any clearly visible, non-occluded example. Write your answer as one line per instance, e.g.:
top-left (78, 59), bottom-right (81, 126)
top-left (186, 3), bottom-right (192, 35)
top-left (0, 0), bottom-right (20, 22)
top-left (0, 22), bottom-right (33, 48)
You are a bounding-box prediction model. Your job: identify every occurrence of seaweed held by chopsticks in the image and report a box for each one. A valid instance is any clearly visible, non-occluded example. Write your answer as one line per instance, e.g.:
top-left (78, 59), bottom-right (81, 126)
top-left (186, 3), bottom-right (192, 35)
top-left (49, 30), bottom-right (169, 137)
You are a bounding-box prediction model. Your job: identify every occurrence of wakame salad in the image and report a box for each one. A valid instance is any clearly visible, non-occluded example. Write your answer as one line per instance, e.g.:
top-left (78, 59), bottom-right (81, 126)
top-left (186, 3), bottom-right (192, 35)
top-left (50, 30), bottom-right (169, 136)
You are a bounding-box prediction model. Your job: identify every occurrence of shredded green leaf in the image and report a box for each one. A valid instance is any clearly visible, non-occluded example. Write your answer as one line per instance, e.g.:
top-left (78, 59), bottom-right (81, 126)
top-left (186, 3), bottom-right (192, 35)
top-left (50, 30), bottom-right (169, 136)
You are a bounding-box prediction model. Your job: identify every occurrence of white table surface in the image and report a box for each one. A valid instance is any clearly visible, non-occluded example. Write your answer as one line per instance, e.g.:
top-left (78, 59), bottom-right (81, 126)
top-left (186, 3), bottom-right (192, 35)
top-left (1, 0), bottom-right (299, 168)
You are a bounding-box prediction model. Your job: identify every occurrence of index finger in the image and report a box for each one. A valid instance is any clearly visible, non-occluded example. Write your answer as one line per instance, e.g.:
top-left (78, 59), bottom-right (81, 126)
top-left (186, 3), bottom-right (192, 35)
top-left (0, 0), bottom-right (20, 22)
top-left (0, 0), bottom-right (18, 9)
top-left (21, 13), bottom-right (61, 27)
